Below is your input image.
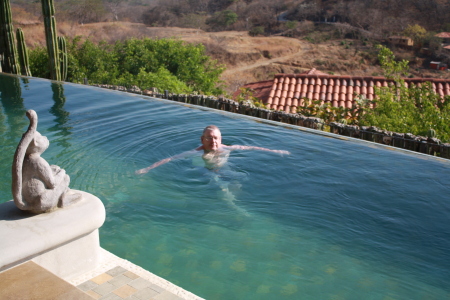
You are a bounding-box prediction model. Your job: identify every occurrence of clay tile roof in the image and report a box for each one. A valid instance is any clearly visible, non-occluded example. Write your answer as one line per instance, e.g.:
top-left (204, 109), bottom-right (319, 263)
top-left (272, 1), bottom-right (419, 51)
top-left (233, 79), bottom-right (274, 102)
top-left (436, 32), bottom-right (450, 38)
top-left (235, 68), bottom-right (450, 111)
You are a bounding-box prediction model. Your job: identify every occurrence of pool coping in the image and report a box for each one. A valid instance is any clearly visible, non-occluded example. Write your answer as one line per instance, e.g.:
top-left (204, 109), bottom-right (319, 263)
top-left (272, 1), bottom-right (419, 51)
top-left (70, 247), bottom-right (204, 300)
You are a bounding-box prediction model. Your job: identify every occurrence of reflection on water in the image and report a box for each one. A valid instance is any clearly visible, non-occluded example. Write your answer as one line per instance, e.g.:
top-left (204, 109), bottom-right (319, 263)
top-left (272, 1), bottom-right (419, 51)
top-left (0, 76), bottom-right (27, 139)
top-left (0, 76), bottom-right (27, 195)
top-left (49, 83), bottom-right (72, 148)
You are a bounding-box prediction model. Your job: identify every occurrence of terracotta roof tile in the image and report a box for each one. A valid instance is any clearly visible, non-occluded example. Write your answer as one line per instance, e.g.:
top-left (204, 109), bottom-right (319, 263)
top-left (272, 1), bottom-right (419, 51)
top-left (232, 79), bottom-right (273, 102)
top-left (237, 69), bottom-right (450, 111)
top-left (436, 32), bottom-right (450, 38)
top-left (275, 89), bottom-right (282, 98)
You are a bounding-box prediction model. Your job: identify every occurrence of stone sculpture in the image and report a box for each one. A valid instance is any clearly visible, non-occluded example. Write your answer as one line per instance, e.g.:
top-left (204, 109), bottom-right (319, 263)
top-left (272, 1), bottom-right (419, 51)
top-left (12, 109), bottom-right (80, 213)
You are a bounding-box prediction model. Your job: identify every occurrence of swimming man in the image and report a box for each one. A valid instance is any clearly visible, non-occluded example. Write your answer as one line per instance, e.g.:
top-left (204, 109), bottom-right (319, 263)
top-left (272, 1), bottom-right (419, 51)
top-left (135, 125), bottom-right (290, 174)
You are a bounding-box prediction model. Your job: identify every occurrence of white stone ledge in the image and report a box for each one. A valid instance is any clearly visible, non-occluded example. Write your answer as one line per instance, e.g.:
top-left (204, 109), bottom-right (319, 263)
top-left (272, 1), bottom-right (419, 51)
top-left (0, 190), bottom-right (105, 278)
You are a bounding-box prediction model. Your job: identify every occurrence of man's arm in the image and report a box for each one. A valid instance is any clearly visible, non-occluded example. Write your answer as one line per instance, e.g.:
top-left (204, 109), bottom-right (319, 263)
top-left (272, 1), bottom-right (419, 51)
top-left (224, 145), bottom-right (290, 155)
top-left (135, 149), bottom-right (200, 174)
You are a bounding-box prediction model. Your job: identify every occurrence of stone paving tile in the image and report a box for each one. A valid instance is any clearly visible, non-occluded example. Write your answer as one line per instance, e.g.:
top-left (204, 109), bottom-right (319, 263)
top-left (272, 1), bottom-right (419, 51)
top-left (153, 291), bottom-right (184, 300)
top-left (148, 283), bottom-right (165, 293)
top-left (93, 282), bottom-right (117, 296)
top-left (128, 277), bottom-right (152, 290)
top-left (109, 274), bottom-right (133, 287)
top-left (123, 271), bottom-right (140, 280)
top-left (99, 293), bottom-right (123, 300)
top-left (132, 287), bottom-right (159, 300)
top-left (106, 266), bottom-right (128, 277)
top-left (113, 284), bottom-right (137, 298)
top-left (76, 265), bottom-right (200, 300)
top-left (92, 273), bottom-right (114, 285)
top-left (86, 290), bottom-right (102, 299)
top-left (78, 280), bottom-right (99, 291)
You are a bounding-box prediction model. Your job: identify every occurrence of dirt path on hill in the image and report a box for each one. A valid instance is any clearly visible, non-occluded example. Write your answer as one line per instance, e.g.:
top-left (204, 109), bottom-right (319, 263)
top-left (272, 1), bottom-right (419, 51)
top-left (20, 22), bottom-right (449, 95)
top-left (223, 45), bottom-right (305, 75)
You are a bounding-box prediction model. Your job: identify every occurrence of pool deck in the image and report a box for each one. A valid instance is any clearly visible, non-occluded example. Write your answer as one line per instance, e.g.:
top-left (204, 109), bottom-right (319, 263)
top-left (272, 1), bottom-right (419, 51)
top-left (0, 248), bottom-right (204, 300)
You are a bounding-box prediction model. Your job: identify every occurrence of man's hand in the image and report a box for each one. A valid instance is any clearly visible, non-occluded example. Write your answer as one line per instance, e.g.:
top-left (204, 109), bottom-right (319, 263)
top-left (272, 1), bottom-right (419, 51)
top-left (135, 168), bottom-right (149, 175)
top-left (272, 150), bottom-right (291, 155)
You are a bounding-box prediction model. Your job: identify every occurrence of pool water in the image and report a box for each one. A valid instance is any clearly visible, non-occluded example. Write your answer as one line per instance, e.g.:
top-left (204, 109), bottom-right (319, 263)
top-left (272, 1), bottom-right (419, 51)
top-left (1, 74), bottom-right (449, 299)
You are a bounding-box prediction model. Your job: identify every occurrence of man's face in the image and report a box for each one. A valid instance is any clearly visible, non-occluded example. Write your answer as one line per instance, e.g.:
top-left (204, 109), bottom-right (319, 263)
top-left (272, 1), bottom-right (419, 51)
top-left (201, 129), bottom-right (222, 152)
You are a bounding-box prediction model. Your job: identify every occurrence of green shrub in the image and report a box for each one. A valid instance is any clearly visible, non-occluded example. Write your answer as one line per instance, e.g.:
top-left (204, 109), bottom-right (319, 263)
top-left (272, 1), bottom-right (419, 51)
top-left (249, 26), bottom-right (264, 37)
top-left (29, 37), bottom-right (225, 95)
top-left (358, 46), bottom-right (450, 142)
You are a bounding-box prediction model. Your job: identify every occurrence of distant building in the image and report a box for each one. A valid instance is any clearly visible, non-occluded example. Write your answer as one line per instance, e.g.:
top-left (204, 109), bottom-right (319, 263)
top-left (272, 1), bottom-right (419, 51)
top-left (435, 32), bottom-right (450, 44)
top-left (234, 69), bottom-right (450, 113)
top-left (430, 61), bottom-right (448, 70)
top-left (388, 36), bottom-right (414, 48)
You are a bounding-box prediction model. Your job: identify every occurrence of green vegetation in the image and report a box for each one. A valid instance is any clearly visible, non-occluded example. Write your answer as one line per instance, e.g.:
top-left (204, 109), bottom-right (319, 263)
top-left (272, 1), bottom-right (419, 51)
top-left (206, 10), bottom-right (238, 29)
top-left (16, 28), bottom-right (31, 76)
top-left (358, 46), bottom-right (450, 142)
top-left (0, 0), bottom-right (20, 74)
top-left (29, 37), bottom-right (225, 95)
top-left (296, 45), bottom-right (450, 142)
top-left (234, 87), bottom-right (267, 108)
top-left (249, 26), bottom-right (264, 37)
top-left (41, 0), bottom-right (64, 81)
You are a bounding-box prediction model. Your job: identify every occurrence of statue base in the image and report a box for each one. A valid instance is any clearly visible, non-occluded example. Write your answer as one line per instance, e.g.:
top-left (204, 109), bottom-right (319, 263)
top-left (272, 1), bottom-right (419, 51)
top-left (0, 190), bottom-right (105, 281)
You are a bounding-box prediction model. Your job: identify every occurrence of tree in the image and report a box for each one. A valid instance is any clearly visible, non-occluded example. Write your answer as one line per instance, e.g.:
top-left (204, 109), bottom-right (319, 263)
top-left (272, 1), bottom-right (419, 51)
top-left (376, 44), bottom-right (409, 79)
top-left (66, 0), bottom-right (107, 24)
top-left (359, 46), bottom-right (450, 142)
top-left (104, 0), bottom-right (127, 21)
top-left (206, 9), bottom-right (238, 30)
top-left (29, 37), bottom-right (225, 95)
top-left (402, 24), bottom-right (426, 47)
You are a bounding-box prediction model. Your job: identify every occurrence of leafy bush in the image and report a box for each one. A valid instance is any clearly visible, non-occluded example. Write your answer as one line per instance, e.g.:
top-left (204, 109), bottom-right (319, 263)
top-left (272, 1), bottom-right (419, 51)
top-left (28, 46), bottom-right (50, 79)
top-left (358, 46), bottom-right (450, 142)
top-left (206, 10), bottom-right (238, 30)
top-left (249, 26), bottom-right (264, 37)
top-left (29, 37), bottom-right (225, 95)
top-left (360, 81), bottom-right (450, 142)
top-left (294, 45), bottom-right (450, 142)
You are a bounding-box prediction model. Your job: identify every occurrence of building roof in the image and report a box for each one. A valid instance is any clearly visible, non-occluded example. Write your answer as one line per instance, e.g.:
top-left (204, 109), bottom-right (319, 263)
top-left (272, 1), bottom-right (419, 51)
top-left (233, 79), bottom-right (273, 101)
top-left (238, 70), bottom-right (450, 113)
top-left (435, 32), bottom-right (450, 38)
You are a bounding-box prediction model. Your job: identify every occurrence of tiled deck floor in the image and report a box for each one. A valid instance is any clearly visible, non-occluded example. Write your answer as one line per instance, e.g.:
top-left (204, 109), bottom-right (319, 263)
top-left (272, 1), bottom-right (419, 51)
top-left (0, 261), bottom-right (92, 300)
top-left (77, 265), bottom-right (183, 300)
top-left (71, 248), bottom-right (203, 300)
top-left (0, 248), bottom-right (202, 300)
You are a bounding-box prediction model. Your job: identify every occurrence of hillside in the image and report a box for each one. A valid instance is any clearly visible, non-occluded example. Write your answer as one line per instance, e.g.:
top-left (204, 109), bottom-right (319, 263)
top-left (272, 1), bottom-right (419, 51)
top-left (15, 19), bottom-right (450, 95)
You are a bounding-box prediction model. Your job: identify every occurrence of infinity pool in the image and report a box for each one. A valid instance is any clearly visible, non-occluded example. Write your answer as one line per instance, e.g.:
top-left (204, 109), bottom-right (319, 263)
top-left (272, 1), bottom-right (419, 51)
top-left (1, 74), bottom-right (449, 299)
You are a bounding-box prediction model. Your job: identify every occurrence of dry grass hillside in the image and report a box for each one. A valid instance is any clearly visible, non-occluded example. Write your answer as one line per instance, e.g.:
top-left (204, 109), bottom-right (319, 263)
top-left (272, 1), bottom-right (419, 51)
top-left (15, 17), bottom-right (450, 95)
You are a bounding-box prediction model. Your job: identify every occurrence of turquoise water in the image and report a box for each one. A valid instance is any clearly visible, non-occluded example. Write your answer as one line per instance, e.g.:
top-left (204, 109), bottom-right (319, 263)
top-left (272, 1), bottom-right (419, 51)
top-left (1, 74), bottom-right (449, 299)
